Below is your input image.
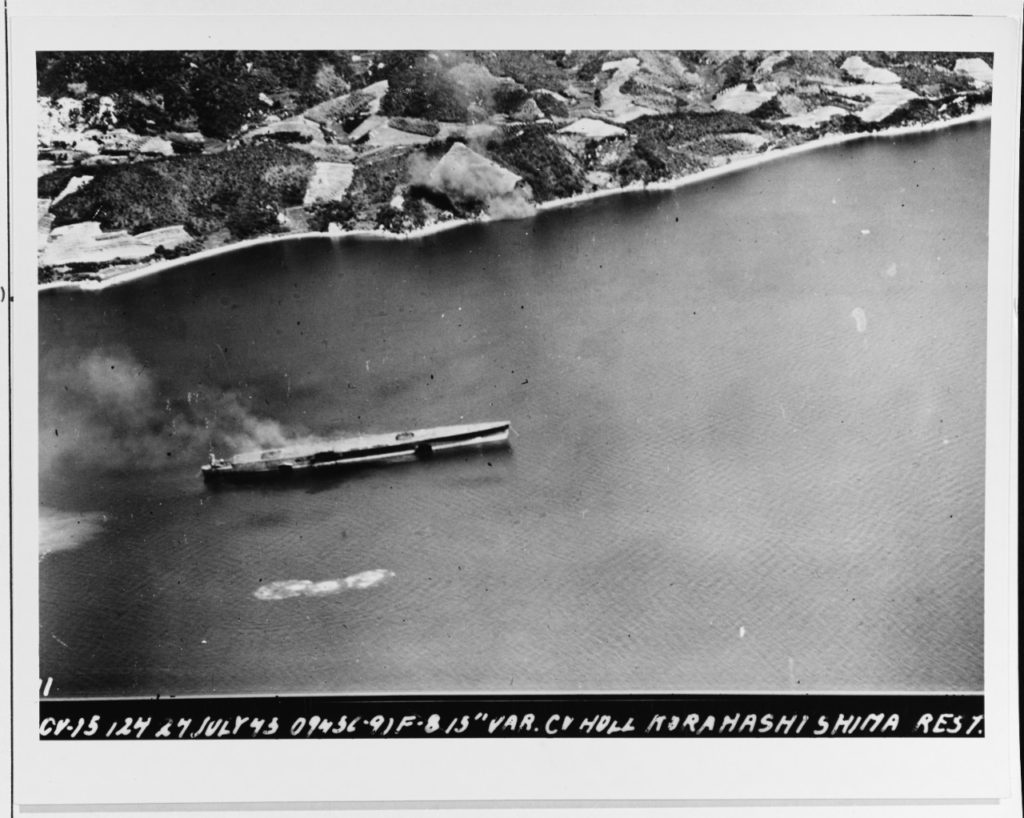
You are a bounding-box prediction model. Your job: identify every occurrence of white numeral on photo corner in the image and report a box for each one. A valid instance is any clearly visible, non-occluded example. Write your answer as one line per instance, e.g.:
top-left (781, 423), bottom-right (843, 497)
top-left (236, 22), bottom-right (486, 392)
top-left (39, 677), bottom-right (53, 697)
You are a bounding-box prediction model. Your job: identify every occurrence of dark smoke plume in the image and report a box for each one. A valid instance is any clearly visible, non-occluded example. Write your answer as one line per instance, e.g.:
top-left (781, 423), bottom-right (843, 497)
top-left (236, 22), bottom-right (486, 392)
top-left (40, 348), bottom-right (323, 475)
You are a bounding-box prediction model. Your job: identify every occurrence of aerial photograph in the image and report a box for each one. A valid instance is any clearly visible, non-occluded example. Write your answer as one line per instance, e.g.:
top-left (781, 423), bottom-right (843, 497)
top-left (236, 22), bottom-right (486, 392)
top-left (36, 49), bottom-right (991, 697)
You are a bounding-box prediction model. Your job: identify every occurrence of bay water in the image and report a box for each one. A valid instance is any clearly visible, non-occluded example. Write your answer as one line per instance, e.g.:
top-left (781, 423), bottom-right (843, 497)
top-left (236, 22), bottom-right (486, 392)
top-left (39, 122), bottom-right (989, 695)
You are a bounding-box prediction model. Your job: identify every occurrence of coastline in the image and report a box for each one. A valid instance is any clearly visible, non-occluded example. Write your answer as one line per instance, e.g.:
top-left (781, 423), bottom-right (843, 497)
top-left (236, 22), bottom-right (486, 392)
top-left (38, 106), bottom-right (991, 294)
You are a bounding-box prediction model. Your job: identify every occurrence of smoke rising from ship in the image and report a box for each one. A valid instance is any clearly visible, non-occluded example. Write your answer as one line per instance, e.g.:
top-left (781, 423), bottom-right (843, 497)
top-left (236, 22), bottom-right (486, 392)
top-left (40, 348), bottom-right (325, 474)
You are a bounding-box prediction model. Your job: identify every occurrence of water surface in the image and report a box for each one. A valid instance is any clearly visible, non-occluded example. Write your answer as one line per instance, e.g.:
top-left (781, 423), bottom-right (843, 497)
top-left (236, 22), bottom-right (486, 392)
top-left (39, 123), bottom-right (989, 695)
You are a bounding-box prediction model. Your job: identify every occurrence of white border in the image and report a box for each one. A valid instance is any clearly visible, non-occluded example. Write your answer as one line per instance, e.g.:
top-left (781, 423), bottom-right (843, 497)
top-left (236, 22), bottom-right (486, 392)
top-left (6, 0), bottom-right (1020, 810)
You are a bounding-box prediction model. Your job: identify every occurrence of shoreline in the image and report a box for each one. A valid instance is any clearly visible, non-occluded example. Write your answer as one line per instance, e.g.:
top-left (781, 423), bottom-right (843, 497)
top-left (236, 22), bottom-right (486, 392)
top-left (38, 106), bottom-right (991, 294)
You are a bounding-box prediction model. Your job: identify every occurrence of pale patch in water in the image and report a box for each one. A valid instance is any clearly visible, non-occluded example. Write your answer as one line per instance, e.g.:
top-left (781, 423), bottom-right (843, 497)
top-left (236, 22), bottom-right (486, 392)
top-left (851, 307), bottom-right (868, 333)
top-left (39, 507), bottom-right (107, 557)
top-left (883, 262), bottom-right (898, 277)
top-left (254, 568), bottom-right (395, 600)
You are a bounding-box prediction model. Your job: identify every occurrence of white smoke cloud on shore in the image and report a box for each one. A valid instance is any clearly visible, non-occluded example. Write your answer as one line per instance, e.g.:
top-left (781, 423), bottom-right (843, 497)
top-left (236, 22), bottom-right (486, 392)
top-left (409, 148), bottom-right (536, 221)
top-left (408, 153), bottom-right (438, 189)
top-left (486, 190), bottom-right (537, 220)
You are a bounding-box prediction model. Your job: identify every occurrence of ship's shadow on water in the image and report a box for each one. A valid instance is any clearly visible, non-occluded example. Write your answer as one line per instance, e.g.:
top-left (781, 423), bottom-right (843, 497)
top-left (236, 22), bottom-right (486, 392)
top-left (200, 444), bottom-right (514, 496)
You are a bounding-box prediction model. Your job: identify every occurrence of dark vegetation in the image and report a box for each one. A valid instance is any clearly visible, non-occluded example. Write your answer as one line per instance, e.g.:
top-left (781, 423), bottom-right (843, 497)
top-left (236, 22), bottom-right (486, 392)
top-left (890, 63), bottom-right (977, 94)
top-left (691, 135), bottom-right (751, 156)
top-left (375, 198), bottom-right (428, 233)
top-left (47, 143), bottom-right (314, 239)
top-left (748, 95), bottom-right (786, 120)
top-left (775, 52), bottom-right (843, 81)
top-left (877, 98), bottom-right (945, 127)
top-left (346, 149), bottom-right (415, 217)
top-left (533, 91), bottom-right (569, 119)
top-left (422, 134), bottom-right (473, 158)
top-left (304, 90), bottom-right (377, 131)
top-left (492, 83), bottom-right (532, 115)
top-left (613, 111), bottom-right (767, 181)
top-left (306, 199), bottom-right (356, 232)
top-left (407, 183), bottom-right (460, 215)
top-left (485, 127), bottom-right (584, 202)
top-left (389, 117), bottom-right (441, 137)
top-left (624, 110), bottom-right (761, 143)
top-left (37, 51), bottom-right (367, 137)
top-left (378, 53), bottom-right (471, 122)
top-left (713, 55), bottom-right (751, 89)
top-left (836, 93), bottom-right (981, 133)
top-left (154, 237), bottom-right (205, 259)
top-left (39, 165), bottom-right (100, 199)
top-left (575, 52), bottom-right (611, 81)
top-left (474, 51), bottom-right (573, 93)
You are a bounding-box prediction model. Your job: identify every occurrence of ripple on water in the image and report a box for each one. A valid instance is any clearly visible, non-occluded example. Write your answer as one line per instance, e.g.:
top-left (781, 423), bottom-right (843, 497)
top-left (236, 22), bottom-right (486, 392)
top-left (39, 123), bottom-right (990, 694)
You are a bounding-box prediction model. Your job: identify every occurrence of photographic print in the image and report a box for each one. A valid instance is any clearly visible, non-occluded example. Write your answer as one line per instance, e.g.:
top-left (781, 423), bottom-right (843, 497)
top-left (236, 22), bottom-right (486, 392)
top-left (9, 2), bottom-right (1020, 810)
top-left (36, 46), bottom-right (991, 698)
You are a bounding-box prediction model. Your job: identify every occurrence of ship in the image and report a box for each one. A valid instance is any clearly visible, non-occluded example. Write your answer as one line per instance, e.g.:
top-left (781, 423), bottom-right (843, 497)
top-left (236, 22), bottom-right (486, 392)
top-left (201, 420), bottom-right (511, 481)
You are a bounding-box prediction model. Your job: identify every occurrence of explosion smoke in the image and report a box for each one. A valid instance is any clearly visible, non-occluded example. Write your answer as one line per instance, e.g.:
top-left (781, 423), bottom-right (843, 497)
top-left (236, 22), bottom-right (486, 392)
top-left (40, 348), bottom-right (325, 475)
top-left (410, 144), bottom-right (536, 222)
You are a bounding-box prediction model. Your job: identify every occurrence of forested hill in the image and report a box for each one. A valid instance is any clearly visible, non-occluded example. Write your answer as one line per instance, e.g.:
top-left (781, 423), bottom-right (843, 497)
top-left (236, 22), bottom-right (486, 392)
top-left (36, 50), bottom-right (993, 282)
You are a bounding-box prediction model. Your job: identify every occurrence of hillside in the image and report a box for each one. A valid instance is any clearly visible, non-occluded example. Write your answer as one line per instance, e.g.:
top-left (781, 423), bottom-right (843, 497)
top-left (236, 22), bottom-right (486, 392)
top-left (36, 50), bottom-right (993, 284)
